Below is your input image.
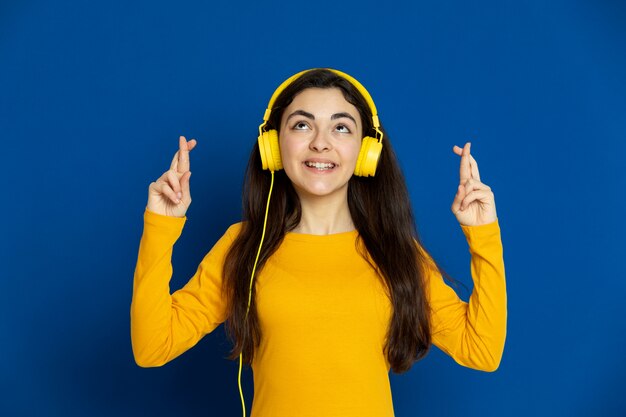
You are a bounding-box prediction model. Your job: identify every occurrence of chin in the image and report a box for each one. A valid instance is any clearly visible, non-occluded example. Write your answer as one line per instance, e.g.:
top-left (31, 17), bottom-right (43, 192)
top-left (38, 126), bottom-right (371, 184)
top-left (293, 181), bottom-right (350, 200)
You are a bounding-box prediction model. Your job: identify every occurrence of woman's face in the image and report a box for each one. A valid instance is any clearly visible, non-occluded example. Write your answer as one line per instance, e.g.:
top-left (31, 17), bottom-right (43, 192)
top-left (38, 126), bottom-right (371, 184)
top-left (278, 87), bottom-right (363, 201)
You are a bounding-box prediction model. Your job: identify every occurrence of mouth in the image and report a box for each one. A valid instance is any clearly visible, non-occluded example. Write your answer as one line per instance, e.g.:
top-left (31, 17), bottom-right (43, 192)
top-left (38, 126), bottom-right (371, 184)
top-left (303, 161), bottom-right (337, 171)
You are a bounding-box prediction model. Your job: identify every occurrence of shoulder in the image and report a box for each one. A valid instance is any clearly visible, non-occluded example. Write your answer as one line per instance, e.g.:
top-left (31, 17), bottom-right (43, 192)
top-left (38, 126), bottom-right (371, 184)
top-left (222, 222), bottom-right (244, 242)
top-left (203, 222), bottom-right (244, 259)
top-left (225, 221), bottom-right (243, 234)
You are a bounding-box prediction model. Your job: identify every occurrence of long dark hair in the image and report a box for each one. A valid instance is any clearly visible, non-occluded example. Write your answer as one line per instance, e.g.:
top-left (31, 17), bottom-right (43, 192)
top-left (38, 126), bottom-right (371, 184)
top-left (222, 69), bottom-right (458, 373)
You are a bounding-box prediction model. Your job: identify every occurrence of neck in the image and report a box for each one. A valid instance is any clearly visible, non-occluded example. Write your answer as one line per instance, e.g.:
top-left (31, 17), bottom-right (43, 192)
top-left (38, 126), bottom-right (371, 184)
top-left (292, 192), bottom-right (355, 235)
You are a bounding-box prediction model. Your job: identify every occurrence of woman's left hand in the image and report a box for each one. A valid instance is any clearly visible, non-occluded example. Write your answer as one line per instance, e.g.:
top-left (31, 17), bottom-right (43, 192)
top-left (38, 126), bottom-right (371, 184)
top-left (450, 142), bottom-right (498, 226)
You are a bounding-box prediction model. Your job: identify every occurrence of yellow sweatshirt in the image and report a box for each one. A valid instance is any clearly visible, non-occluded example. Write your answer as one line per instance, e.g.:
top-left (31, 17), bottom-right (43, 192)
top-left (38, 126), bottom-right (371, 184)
top-left (131, 209), bottom-right (507, 417)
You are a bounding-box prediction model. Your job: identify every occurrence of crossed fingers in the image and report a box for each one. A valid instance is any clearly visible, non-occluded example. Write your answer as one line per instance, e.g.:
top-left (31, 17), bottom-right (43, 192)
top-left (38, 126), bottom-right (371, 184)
top-left (454, 143), bottom-right (481, 184)
top-left (170, 135), bottom-right (196, 174)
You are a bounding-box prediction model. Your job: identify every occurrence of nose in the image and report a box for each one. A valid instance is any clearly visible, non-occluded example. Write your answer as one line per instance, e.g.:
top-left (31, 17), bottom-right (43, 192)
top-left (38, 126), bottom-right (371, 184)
top-left (309, 130), bottom-right (332, 152)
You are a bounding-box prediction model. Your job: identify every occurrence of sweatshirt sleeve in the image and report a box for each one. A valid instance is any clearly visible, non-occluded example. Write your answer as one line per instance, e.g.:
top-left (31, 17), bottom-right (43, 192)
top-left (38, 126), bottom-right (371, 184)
top-left (423, 219), bottom-right (507, 372)
top-left (130, 208), bottom-right (239, 367)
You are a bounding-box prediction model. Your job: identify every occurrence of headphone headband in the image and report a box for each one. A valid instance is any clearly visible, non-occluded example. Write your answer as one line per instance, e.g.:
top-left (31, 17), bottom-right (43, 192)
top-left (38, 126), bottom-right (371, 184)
top-left (260, 68), bottom-right (381, 135)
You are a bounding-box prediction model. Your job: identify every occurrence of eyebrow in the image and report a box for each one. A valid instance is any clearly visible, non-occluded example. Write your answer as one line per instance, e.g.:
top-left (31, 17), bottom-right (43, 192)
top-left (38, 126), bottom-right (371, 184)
top-left (286, 110), bottom-right (357, 125)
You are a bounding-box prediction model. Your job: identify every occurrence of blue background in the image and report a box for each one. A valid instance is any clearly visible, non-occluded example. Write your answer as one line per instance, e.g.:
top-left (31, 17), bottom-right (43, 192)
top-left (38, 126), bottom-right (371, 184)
top-left (1, 0), bottom-right (625, 416)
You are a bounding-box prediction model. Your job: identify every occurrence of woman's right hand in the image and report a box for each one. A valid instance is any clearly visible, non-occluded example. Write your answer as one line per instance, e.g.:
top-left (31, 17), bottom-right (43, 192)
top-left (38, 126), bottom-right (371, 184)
top-left (146, 136), bottom-right (196, 218)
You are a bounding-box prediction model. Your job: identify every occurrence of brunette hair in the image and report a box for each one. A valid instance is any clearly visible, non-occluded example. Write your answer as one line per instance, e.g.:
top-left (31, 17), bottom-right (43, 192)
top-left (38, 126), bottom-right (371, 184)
top-left (222, 69), bottom-right (459, 373)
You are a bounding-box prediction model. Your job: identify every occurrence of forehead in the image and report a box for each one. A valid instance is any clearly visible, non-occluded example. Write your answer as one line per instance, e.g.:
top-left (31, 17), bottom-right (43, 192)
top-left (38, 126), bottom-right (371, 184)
top-left (284, 87), bottom-right (359, 115)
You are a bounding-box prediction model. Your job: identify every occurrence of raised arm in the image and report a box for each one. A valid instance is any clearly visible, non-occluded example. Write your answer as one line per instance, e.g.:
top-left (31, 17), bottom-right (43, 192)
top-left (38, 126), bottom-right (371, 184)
top-left (424, 142), bottom-right (507, 371)
top-left (131, 135), bottom-right (235, 367)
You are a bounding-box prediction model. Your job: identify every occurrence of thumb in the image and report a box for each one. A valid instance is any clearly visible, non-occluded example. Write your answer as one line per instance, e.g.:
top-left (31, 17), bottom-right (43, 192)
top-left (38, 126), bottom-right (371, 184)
top-left (451, 184), bottom-right (465, 213)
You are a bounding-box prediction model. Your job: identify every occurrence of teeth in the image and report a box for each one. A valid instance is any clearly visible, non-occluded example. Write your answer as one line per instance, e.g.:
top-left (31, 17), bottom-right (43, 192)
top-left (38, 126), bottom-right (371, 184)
top-left (305, 161), bottom-right (335, 169)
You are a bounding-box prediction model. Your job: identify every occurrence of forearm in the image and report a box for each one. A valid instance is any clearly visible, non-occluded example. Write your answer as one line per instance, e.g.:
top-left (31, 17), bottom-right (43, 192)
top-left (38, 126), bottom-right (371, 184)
top-left (429, 219), bottom-right (507, 372)
top-left (457, 219), bottom-right (507, 371)
top-left (130, 209), bottom-right (186, 367)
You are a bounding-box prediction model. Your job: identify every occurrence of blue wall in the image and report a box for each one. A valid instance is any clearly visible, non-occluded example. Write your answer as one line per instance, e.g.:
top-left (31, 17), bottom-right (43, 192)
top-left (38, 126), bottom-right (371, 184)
top-left (1, 0), bottom-right (625, 415)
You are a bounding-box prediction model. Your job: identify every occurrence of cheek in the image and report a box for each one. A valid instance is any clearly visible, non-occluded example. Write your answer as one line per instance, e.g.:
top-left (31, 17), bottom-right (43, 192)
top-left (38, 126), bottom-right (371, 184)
top-left (346, 140), bottom-right (363, 162)
top-left (279, 131), bottom-right (309, 153)
top-left (278, 136), bottom-right (290, 159)
top-left (278, 135), bottom-right (300, 168)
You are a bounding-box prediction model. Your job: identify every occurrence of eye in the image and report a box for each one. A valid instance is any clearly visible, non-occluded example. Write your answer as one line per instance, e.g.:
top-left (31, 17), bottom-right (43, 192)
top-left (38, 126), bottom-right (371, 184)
top-left (292, 121), bottom-right (310, 130)
top-left (335, 124), bottom-right (351, 133)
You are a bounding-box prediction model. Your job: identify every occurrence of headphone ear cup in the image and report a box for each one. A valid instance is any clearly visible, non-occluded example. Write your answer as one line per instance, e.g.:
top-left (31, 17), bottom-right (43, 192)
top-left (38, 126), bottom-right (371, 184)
top-left (354, 136), bottom-right (382, 177)
top-left (258, 130), bottom-right (283, 171)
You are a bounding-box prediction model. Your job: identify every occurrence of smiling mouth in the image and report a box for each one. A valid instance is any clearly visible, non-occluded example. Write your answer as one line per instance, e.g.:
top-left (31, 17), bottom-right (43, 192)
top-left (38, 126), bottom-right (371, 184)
top-left (304, 161), bottom-right (336, 170)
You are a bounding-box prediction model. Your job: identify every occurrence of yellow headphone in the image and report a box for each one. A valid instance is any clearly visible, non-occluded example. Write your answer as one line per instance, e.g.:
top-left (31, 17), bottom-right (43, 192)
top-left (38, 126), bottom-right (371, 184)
top-left (257, 68), bottom-right (384, 177)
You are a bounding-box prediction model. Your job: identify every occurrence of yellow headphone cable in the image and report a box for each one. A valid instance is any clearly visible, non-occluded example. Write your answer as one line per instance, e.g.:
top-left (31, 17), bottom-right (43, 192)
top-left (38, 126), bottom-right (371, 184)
top-left (238, 171), bottom-right (274, 417)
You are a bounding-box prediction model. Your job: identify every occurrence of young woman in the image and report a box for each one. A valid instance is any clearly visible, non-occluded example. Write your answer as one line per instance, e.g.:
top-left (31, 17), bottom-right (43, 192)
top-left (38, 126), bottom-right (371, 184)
top-left (131, 68), bottom-right (507, 417)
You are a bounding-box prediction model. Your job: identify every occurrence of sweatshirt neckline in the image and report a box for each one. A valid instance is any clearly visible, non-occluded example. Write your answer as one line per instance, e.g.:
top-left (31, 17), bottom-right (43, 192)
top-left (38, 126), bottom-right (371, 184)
top-left (283, 229), bottom-right (359, 243)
